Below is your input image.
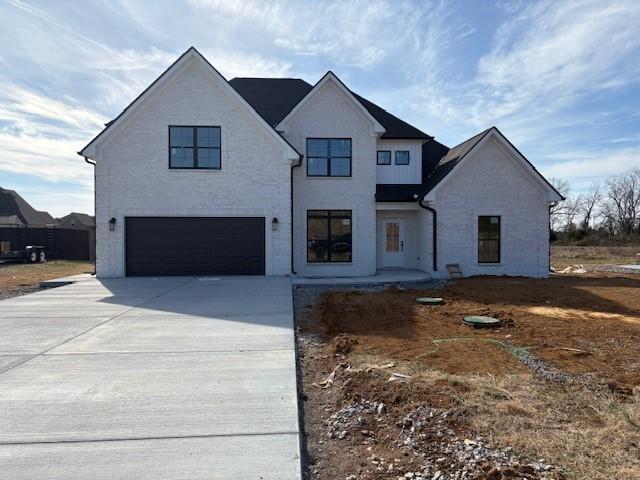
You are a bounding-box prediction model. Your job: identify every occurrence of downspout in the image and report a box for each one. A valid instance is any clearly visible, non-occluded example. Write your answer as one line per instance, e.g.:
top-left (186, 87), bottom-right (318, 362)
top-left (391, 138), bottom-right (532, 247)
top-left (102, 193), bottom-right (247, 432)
top-left (418, 195), bottom-right (438, 271)
top-left (81, 154), bottom-right (97, 275)
top-left (290, 155), bottom-right (303, 275)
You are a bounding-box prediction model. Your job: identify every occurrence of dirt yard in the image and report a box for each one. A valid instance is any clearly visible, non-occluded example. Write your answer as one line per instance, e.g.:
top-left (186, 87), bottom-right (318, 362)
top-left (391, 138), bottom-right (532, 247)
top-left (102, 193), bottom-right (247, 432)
top-left (0, 260), bottom-right (94, 299)
top-left (295, 272), bottom-right (640, 479)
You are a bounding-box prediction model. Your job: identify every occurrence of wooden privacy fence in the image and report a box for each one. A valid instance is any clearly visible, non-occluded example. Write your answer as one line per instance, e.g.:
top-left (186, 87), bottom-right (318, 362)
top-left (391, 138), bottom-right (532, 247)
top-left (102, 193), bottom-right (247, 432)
top-left (0, 226), bottom-right (95, 261)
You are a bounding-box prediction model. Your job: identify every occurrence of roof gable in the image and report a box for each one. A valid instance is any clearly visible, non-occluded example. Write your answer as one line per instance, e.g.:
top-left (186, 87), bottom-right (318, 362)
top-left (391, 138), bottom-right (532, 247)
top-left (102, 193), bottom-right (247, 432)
top-left (0, 187), bottom-right (56, 226)
top-left (421, 127), bottom-right (563, 202)
top-left (276, 72), bottom-right (386, 135)
top-left (79, 48), bottom-right (300, 162)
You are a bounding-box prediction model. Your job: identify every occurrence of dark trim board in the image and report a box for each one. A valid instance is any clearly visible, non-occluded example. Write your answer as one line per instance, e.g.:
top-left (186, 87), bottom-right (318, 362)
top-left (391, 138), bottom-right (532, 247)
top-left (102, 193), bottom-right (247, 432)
top-left (125, 216), bottom-right (266, 276)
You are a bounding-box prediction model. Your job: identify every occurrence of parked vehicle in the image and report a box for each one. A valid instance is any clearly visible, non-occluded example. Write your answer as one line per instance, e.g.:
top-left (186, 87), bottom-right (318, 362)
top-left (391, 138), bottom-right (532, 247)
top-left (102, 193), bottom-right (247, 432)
top-left (0, 242), bottom-right (46, 263)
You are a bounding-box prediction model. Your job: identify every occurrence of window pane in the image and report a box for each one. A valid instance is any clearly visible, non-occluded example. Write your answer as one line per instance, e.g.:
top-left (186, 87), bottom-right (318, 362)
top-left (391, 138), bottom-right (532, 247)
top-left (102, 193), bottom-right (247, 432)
top-left (170, 147), bottom-right (194, 168)
top-left (479, 240), bottom-right (499, 263)
top-left (308, 210), bottom-right (329, 217)
top-left (395, 151), bottom-right (410, 165)
top-left (330, 157), bottom-right (351, 176)
top-left (330, 215), bottom-right (351, 262)
top-left (479, 216), bottom-right (500, 240)
top-left (197, 127), bottom-right (220, 148)
top-left (308, 241), bottom-right (329, 262)
top-left (330, 244), bottom-right (351, 262)
top-left (377, 151), bottom-right (391, 165)
top-left (330, 210), bottom-right (351, 217)
top-left (308, 157), bottom-right (328, 176)
top-left (197, 148), bottom-right (220, 169)
top-left (330, 139), bottom-right (350, 157)
top-left (308, 217), bottom-right (329, 240)
top-left (307, 139), bottom-right (328, 157)
top-left (170, 127), bottom-right (194, 147)
top-left (478, 216), bottom-right (500, 263)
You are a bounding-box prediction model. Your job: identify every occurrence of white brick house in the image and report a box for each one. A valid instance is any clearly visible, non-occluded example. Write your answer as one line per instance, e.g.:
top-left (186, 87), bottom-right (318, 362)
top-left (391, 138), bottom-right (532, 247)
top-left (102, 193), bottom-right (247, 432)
top-left (80, 47), bottom-right (563, 278)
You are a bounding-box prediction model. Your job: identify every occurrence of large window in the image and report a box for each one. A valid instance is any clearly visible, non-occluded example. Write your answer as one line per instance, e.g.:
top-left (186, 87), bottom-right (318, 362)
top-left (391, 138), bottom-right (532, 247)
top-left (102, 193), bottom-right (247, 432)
top-left (377, 150), bottom-right (391, 165)
top-left (307, 210), bottom-right (352, 262)
top-left (478, 216), bottom-right (500, 263)
top-left (169, 126), bottom-right (221, 169)
top-left (395, 150), bottom-right (410, 165)
top-left (307, 139), bottom-right (351, 177)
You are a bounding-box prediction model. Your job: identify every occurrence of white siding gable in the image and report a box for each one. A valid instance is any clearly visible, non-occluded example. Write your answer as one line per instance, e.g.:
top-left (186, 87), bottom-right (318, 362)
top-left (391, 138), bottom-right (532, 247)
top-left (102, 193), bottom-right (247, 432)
top-left (432, 136), bottom-right (551, 277)
top-left (94, 56), bottom-right (294, 276)
top-left (376, 139), bottom-right (423, 184)
top-left (283, 78), bottom-right (378, 276)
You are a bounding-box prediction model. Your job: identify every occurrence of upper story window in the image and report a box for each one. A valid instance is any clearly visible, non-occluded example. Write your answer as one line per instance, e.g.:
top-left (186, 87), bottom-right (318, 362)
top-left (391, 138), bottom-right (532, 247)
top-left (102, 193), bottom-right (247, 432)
top-left (395, 150), bottom-right (410, 165)
top-left (169, 126), bottom-right (221, 169)
top-left (377, 150), bottom-right (391, 165)
top-left (307, 138), bottom-right (351, 177)
top-left (478, 216), bottom-right (501, 263)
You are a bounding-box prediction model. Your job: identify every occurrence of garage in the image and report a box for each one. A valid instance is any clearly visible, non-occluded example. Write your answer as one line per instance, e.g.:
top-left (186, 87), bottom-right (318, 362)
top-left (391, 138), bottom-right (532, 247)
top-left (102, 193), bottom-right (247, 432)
top-left (125, 217), bottom-right (265, 276)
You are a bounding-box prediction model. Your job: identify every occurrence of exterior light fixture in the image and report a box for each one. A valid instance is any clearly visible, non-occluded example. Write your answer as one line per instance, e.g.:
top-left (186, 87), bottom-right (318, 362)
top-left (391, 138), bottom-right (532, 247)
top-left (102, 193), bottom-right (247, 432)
top-left (272, 217), bottom-right (279, 231)
top-left (108, 217), bottom-right (116, 231)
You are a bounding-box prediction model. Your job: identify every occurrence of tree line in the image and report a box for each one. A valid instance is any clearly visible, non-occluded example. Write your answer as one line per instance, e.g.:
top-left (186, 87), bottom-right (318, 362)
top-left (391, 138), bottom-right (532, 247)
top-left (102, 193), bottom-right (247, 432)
top-left (550, 167), bottom-right (640, 244)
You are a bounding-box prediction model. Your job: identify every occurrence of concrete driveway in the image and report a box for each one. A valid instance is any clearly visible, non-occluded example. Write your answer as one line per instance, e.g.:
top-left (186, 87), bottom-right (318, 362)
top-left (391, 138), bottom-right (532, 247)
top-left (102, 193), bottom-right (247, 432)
top-left (0, 275), bottom-right (300, 479)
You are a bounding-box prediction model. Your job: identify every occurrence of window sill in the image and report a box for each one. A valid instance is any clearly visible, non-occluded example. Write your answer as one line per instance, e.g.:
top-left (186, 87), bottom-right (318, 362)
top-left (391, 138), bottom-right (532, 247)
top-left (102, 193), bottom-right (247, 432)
top-left (306, 261), bottom-right (353, 265)
top-left (476, 262), bottom-right (503, 267)
top-left (168, 169), bottom-right (222, 173)
top-left (305, 176), bottom-right (352, 179)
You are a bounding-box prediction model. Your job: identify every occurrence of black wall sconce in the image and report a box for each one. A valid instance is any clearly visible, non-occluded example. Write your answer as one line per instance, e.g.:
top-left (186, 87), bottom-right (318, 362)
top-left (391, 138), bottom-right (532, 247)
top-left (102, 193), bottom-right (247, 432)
top-left (272, 217), bottom-right (279, 231)
top-left (108, 217), bottom-right (116, 232)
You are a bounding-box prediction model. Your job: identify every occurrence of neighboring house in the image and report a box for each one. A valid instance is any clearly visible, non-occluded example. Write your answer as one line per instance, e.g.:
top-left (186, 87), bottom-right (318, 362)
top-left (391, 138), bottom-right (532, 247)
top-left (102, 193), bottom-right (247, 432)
top-left (79, 47), bottom-right (563, 278)
top-left (0, 187), bottom-right (57, 227)
top-left (58, 212), bottom-right (96, 229)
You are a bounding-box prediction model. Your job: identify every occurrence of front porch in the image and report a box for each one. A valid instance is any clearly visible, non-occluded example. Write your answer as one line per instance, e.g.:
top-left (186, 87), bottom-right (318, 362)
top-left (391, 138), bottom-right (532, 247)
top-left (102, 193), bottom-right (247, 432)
top-left (290, 268), bottom-right (430, 285)
top-left (376, 203), bottom-right (431, 272)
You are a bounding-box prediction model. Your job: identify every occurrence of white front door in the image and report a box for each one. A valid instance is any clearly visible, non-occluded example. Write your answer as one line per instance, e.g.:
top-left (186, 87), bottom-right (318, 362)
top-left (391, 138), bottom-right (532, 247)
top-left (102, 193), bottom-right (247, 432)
top-left (382, 219), bottom-right (406, 268)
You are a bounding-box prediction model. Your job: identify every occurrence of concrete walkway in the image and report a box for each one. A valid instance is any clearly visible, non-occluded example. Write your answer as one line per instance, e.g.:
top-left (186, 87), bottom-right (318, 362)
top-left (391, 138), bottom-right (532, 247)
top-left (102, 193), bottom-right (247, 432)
top-left (292, 268), bottom-right (431, 285)
top-left (0, 276), bottom-right (300, 479)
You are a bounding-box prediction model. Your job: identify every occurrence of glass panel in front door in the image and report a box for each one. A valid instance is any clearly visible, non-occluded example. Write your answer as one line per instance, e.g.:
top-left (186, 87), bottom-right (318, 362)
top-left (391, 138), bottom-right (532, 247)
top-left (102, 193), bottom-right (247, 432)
top-left (386, 222), bottom-right (400, 252)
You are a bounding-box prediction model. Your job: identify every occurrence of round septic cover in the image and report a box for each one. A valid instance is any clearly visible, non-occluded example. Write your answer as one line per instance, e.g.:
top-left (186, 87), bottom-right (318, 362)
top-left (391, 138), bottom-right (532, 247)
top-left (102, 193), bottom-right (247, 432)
top-left (463, 315), bottom-right (501, 328)
top-left (415, 297), bottom-right (444, 305)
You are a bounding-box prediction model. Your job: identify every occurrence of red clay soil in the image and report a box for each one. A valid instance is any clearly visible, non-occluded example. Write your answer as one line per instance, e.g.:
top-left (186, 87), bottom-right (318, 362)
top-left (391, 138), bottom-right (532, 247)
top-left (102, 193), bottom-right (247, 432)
top-left (298, 273), bottom-right (640, 393)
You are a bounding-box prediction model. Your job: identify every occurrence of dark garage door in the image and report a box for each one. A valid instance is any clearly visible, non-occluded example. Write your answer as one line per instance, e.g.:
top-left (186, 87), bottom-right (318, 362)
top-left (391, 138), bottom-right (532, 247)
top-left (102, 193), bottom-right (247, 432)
top-left (125, 217), bottom-right (265, 276)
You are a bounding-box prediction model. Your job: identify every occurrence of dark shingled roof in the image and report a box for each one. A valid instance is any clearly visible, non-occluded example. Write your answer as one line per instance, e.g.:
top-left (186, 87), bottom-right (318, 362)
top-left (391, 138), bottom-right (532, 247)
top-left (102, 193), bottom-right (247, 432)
top-left (375, 139), bottom-right (451, 202)
top-left (421, 129), bottom-right (492, 195)
top-left (228, 78), bottom-right (311, 127)
top-left (58, 212), bottom-right (95, 229)
top-left (229, 77), bottom-right (432, 140)
top-left (0, 187), bottom-right (57, 226)
top-left (375, 184), bottom-right (424, 202)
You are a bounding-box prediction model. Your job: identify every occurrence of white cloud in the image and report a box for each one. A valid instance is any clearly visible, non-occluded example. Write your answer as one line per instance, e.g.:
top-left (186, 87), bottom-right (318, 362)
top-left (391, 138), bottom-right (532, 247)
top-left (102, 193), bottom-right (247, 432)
top-left (544, 148), bottom-right (640, 180)
top-left (470, 0), bottom-right (640, 130)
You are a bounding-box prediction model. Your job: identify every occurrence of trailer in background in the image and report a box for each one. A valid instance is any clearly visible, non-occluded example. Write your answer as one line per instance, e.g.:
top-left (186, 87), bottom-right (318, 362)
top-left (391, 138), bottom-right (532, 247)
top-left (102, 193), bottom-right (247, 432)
top-left (0, 242), bottom-right (46, 263)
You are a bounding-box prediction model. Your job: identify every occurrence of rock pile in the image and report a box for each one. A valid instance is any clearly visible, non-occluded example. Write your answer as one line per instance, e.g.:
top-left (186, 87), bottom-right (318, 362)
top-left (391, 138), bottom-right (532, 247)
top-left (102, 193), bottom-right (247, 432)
top-left (328, 400), bottom-right (565, 480)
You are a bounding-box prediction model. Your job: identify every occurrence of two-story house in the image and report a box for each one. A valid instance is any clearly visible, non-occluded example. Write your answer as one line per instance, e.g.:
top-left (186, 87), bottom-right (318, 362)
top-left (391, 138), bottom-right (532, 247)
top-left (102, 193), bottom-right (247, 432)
top-left (79, 47), bottom-right (563, 278)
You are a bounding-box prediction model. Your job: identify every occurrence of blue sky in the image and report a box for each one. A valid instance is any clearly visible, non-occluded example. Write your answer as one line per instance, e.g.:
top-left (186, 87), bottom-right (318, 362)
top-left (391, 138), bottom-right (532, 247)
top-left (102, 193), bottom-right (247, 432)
top-left (1, 0), bottom-right (639, 217)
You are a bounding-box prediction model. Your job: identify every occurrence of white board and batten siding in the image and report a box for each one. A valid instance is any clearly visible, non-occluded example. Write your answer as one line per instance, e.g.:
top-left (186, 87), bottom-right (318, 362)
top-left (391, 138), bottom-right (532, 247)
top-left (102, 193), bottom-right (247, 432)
top-left (375, 140), bottom-right (423, 184)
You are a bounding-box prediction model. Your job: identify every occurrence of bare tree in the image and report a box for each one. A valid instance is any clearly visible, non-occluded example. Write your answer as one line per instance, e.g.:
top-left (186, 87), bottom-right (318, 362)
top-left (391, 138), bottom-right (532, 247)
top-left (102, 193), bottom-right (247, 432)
top-left (605, 168), bottom-right (640, 234)
top-left (579, 181), bottom-right (602, 231)
top-left (549, 177), bottom-right (570, 231)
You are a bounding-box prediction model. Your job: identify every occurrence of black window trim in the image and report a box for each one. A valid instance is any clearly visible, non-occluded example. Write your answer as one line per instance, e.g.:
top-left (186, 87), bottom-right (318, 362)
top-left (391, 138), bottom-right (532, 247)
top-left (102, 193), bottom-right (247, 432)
top-left (306, 138), bottom-right (352, 177)
top-left (306, 209), bottom-right (353, 263)
top-left (395, 150), bottom-right (410, 165)
top-left (478, 215), bottom-right (501, 264)
top-left (377, 150), bottom-right (392, 165)
top-left (168, 125), bottom-right (222, 170)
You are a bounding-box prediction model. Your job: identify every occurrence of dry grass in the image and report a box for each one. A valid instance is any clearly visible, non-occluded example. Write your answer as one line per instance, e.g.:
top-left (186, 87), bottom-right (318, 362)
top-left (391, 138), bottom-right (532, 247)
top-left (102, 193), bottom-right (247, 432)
top-left (459, 373), bottom-right (640, 479)
top-left (552, 245), bottom-right (638, 268)
top-left (0, 260), bottom-right (94, 293)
